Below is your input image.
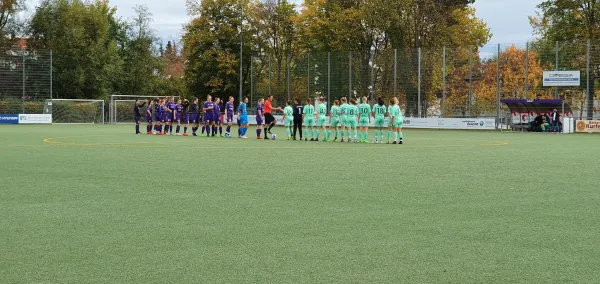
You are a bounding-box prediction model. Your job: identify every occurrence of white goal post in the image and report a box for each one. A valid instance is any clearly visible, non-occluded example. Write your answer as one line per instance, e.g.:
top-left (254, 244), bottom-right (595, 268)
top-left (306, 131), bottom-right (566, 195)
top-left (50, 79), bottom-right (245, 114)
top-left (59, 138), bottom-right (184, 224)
top-left (109, 95), bottom-right (180, 124)
top-left (48, 99), bottom-right (105, 124)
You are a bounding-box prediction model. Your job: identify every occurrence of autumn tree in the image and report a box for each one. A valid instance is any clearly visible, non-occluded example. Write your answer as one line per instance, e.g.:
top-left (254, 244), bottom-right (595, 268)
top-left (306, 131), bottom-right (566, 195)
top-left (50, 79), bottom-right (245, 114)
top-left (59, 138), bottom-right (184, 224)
top-left (0, 0), bottom-right (25, 48)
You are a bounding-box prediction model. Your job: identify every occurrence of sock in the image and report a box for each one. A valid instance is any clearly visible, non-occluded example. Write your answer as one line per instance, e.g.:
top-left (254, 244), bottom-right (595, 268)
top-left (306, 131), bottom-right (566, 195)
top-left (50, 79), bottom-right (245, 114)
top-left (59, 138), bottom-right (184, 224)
top-left (212, 126), bottom-right (217, 135)
top-left (159, 125), bottom-right (163, 133)
top-left (219, 127), bottom-right (222, 135)
top-left (268, 122), bottom-right (274, 131)
top-left (316, 130), bottom-right (320, 139)
top-left (264, 127), bottom-right (269, 138)
top-left (347, 129), bottom-right (351, 139)
top-left (257, 129), bottom-right (262, 137)
top-left (201, 126), bottom-right (205, 134)
top-left (353, 130), bottom-right (358, 140)
top-left (380, 133), bottom-right (384, 141)
top-left (335, 130), bottom-right (339, 139)
top-left (169, 125), bottom-right (173, 134)
top-left (387, 130), bottom-right (391, 141)
top-left (135, 125), bottom-right (140, 133)
top-left (226, 125), bottom-right (231, 134)
top-left (399, 132), bottom-right (403, 139)
top-left (311, 129), bottom-right (315, 138)
top-left (304, 129), bottom-right (308, 138)
top-left (394, 132), bottom-right (398, 141)
top-left (184, 127), bottom-right (188, 133)
top-left (176, 126), bottom-right (180, 134)
top-left (374, 130), bottom-right (379, 140)
top-left (364, 132), bottom-right (368, 141)
top-left (238, 127), bottom-right (241, 136)
top-left (341, 129), bottom-right (344, 139)
top-left (146, 125), bottom-right (150, 132)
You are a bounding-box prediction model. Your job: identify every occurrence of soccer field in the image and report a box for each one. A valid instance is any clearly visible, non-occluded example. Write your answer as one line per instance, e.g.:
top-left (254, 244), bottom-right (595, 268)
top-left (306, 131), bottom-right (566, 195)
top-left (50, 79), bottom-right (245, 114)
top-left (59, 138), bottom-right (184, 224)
top-left (1, 125), bottom-right (599, 283)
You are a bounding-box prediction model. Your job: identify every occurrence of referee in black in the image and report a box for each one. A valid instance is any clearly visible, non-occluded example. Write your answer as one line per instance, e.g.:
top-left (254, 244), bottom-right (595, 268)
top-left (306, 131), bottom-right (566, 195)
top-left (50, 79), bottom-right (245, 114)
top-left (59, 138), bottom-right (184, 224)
top-left (292, 98), bottom-right (303, 140)
top-left (133, 99), bottom-right (146, 134)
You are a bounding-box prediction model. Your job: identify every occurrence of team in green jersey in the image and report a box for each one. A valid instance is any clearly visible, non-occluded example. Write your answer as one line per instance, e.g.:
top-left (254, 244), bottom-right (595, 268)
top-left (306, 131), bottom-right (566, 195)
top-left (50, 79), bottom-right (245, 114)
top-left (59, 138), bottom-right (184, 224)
top-left (316, 97), bottom-right (327, 141)
top-left (302, 98), bottom-right (316, 141)
top-left (276, 95), bottom-right (403, 144)
top-left (283, 100), bottom-right (294, 140)
top-left (358, 96), bottom-right (372, 143)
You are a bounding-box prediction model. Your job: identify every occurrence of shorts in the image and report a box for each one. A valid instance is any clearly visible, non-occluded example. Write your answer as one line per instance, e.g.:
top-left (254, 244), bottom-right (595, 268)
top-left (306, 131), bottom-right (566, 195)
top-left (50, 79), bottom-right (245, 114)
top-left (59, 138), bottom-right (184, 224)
top-left (175, 116), bottom-right (181, 123)
top-left (304, 117), bottom-right (314, 127)
top-left (160, 114), bottom-right (166, 123)
top-left (165, 113), bottom-right (173, 123)
top-left (393, 118), bottom-right (403, 128)
top-left (216, 115), bottom-right (223, 124)
top-left (146, 116), bottom-right (152, 123)
top-left (346, 119), bottom-right (357, 128)
top-left (284, 118), bottom-right (293, 127)
top-left (204, 113), bottom-right (213, 123)
top-left (240, 115), bottom-right (248, 125)
top-left (134, 117), bottom-right (140, 124)
top-left (154, 113), bottom-right (160, 122)
top-left (341, 116), bottom-right (348, 126)
top-left (256, 116), bottom-right (263, 126)
top-left (265, 113), bottom-right (275, 125)
top-left (226, 115), bottom-right (233, 123)
top-left (359, 117), bottom-right (370, 127)
top-left (330, 118), bottom-right (340, 127)
top-left (317, 117), bottom-right (327, 127)
top-left (374, 117), bottom-right (385, 127)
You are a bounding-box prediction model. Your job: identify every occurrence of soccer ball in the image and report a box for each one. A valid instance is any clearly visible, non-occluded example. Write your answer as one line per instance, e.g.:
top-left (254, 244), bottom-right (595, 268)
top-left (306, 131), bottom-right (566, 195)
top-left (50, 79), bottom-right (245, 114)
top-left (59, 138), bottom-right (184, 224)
top-left (271, 134), bottom-right (277, 140)
top-left (225, 132), bottom-right (231, 138)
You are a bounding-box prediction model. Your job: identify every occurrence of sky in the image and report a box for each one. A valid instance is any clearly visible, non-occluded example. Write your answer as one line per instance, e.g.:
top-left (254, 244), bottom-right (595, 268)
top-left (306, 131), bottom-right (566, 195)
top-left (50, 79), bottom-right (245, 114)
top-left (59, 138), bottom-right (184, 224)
top-left (25, 0), bottom-right (540, 45)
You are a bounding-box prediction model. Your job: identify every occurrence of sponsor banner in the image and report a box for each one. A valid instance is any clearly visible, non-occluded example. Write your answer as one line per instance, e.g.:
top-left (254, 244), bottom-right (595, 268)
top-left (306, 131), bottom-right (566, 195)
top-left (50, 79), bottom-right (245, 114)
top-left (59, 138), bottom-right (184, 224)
top-left (403, 118), bottom-right (496, 130)
top-left (0, 114), bottom-right (19, 124)
top-left (543, 71), bottom-right (580, 87)
top-left (18, 114), bottom-right (52, 124)
top-left (576, 120), bottom-right (600, 133)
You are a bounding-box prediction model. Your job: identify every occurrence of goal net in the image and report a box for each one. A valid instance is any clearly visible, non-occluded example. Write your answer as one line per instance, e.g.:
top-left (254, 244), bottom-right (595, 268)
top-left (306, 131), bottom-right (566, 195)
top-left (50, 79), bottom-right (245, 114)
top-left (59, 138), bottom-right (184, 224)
top-left (49, 99), bottom-right (105, 124)
top-left (109, 95), bottom-right (180, 124)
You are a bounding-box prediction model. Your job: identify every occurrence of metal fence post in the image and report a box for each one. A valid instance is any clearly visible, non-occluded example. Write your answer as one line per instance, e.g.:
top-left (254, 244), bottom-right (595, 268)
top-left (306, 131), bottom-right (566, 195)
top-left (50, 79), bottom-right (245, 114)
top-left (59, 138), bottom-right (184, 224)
top-left (370, 47), bottom-right (375, 101)
top-left (50, 50), bottom-right (53, 101)
top-left (250, 56), bottom-right (253, 105)
top-left (22, 53), bottom-right (25, 114)
top-left (496, 44), bottom-right (501, 129)
top-left (349, 51), bottom-right (352, 98)
top-left (587, 39), bottom-right (592, 120)
top-left (268, 55), bottom-right (272, 97)
top-left (468, 45), bottom-right (473, 117)
top-left (555, 41), bottom-right (559, 99)
top-left (442, 46), bottom-right (446, 117)
top-left (327, 52), bottom-right (331, 111)
top-left (287, 53), bottom-right (291, 101)
top-left (394, 49), bottom-right (397, 99)
top-left (307, 52), bottom-right (310, 99)
top-left (418, 47), bottom-right (422, 117)
top-left (525, 42), bottom-right (529, 100)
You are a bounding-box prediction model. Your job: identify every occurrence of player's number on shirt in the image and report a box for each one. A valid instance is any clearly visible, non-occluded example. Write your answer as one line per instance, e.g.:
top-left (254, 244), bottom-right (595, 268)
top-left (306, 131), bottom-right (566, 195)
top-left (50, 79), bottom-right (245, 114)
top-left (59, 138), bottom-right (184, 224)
top-left (377, 108), bottom-right (384, 115)
top-left (360, 108), bottom-right (369, 115)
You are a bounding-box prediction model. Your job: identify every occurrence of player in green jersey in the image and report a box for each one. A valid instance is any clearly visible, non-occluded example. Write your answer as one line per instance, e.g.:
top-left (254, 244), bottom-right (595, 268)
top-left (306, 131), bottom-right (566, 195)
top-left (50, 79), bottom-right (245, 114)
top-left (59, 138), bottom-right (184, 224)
top-left (358, 96), bottom-right (372, 143)
top-left (283, 100), bottom-right (294, 140)
top-left (372, 96), bottom-right (386, 144)
top-left (390, 97), bottom-right (404, 144)
top-left (316, 97), bottom-right (327, 141)
top-left (303, 98), bottom-right (316, 141)
top-left (346, 98), bottom-right (359, 143)
top-left (386, 98), bottom-right (395, 144)
top-left (339, 97), bottom-right (348, 142)
top-left (327, 100), bottom-right (341, 142)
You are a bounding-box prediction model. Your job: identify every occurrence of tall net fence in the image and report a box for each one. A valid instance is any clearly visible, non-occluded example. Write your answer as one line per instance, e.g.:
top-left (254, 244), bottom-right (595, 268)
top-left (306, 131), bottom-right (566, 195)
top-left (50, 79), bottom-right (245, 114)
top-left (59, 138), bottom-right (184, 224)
top-left (0, 50), bottom-right (51, 114)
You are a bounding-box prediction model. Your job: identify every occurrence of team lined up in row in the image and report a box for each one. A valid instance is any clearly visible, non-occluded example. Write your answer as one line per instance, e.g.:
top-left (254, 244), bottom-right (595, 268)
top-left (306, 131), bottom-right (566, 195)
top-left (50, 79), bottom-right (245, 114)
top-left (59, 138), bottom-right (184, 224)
top-left (279, 96), bottom-right (404, 144)
top-left (134, 95), bottom-right (405, 144)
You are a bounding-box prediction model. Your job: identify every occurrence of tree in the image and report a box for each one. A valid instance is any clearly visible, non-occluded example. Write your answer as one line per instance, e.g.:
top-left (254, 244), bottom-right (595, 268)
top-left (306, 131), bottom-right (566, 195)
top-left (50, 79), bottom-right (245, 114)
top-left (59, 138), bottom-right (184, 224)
top-left (0, 0), bottom-right (25, 48)
top-left (183, 0), bottom-right (254, 100)
top-left (530, 0), bottom-right (599, 119)
top-left (29, 0), bottom-right (123, 99)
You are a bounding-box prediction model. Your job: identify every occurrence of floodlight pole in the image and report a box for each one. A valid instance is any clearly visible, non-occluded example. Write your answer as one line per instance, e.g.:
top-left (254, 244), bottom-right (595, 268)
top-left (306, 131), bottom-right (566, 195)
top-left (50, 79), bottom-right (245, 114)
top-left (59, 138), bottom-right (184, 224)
top-left (239, 4), bottom-right (243, 103)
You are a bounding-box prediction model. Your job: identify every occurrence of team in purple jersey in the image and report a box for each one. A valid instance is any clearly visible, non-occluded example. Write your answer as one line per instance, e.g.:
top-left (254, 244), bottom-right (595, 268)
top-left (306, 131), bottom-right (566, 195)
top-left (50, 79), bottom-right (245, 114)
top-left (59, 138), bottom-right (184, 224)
top-left (255, 98), bottom-right (265, 139)
top-left (225, 96), bottom-right (235, 137)
top-left (202, 95), bottom-right (216, 137)
top-left (213, 98), bottom-right (224, 137)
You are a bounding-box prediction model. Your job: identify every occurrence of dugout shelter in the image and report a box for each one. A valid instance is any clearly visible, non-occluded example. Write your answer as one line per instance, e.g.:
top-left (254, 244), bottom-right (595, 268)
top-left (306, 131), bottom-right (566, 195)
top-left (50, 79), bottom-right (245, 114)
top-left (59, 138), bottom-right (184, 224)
top-left (501, 99), bottom-right (573, 132)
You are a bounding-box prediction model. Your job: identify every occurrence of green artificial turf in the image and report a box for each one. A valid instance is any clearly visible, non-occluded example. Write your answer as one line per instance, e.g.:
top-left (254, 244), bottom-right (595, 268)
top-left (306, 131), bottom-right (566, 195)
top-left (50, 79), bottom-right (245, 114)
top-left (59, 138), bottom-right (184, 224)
top-left (1, 125), bottom-right (599, 283)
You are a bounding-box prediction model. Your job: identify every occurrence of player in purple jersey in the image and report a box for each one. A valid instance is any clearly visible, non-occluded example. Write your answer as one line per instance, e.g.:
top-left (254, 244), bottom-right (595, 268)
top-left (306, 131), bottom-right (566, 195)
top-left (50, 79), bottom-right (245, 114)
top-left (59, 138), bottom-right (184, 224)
top-left (167, 97), bottom-right (176, 135)
top-left (159, 100), bottom-right (168, 135)
top-left (224, 96), bottom-right (235, 137)
top-left (202, 95), bottom-right (216, 137)
top-left (214, 98), bottom-right (224, 137)
top-left (256, 98), bottom-right (265, 139)
top-left (174, 99), bottom-right (183, 135)
top-left (145, 100), bottom-right (153, 134)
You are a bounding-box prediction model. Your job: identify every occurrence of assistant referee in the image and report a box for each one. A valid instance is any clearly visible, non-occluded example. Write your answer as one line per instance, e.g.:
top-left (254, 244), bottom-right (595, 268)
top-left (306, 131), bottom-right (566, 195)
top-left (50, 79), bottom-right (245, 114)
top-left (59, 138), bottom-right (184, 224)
top-left (263, 95), bottom-right (283, 139)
